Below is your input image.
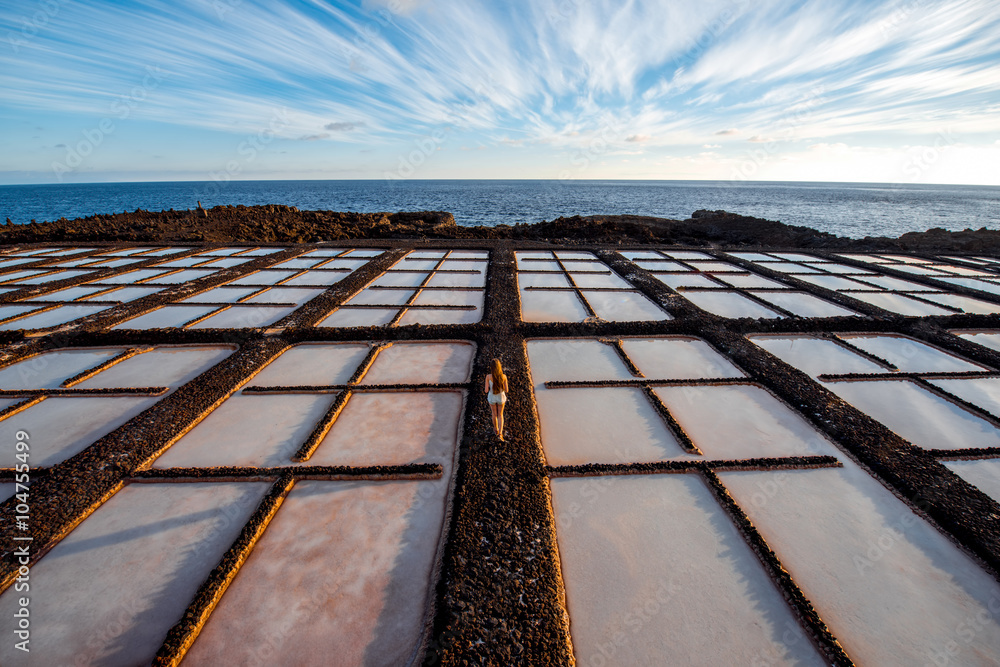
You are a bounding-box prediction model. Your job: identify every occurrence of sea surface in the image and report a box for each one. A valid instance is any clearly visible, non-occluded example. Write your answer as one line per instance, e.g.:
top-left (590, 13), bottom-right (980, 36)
top-left (1, 180), bottom-right (998, 240)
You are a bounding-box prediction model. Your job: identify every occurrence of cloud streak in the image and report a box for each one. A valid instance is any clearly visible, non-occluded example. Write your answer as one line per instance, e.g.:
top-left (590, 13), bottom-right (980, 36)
top-left (0, 0), bottom-right (998, 182)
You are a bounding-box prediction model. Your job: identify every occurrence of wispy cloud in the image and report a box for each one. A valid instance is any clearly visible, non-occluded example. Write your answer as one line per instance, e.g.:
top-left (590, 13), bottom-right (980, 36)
top-left (0, 0), bottom-right (998, 183)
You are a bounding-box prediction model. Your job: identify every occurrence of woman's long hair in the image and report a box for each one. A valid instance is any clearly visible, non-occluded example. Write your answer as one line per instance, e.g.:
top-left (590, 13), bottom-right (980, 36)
top-left (491, 358), bottom-right (508, 394)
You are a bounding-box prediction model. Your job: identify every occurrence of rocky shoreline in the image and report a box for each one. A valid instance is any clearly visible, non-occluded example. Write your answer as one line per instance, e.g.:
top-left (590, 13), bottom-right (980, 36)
top-left (3, 205), bottom-right (999, 251)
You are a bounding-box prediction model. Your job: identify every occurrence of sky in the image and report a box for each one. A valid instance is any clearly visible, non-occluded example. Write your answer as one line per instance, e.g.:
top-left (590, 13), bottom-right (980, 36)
top-left (1, 0), bottom-right (998, 186)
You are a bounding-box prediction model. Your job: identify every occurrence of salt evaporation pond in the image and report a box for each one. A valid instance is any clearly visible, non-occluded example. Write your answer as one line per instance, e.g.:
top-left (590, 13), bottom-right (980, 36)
top-left (3, 243), bottom-right (1000, 664)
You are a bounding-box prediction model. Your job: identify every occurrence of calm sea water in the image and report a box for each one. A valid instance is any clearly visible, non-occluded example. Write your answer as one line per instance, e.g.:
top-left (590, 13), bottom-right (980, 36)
top-left (1, 180), bottom-right (997, 240)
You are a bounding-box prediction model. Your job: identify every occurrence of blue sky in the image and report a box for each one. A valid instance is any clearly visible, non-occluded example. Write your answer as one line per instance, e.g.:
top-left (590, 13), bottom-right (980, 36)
top-left (1, 0), bottom-right (998, 185)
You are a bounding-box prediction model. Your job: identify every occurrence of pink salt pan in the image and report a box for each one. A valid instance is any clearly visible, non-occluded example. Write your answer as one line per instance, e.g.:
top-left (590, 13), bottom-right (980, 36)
top-left (185, 479), bottom-right (449, 666)
top-left (0, 482), bottom-right (268, 666)
top-left (306, 391), bottom-right (464, 468)
top-left (360, 342), bottom-right (475, 385)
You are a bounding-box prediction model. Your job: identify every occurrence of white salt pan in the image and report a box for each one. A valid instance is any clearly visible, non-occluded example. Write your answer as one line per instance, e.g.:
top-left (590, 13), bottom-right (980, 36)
top-left (795, 274), bottom-right (873, 291)
top-left (243, 287), bottom-right (325, 304)
top-left (526, 339), bottom-right (632, 384)
top-left (0, 304), bottom-right (110, 330)
top-left (397, 305), bottom-right (482, 325)
top-left (929, 378), bottom-right (1000, 416)
top-left (804, 263), bottom-right (874, 275)
top-left (200, 257), bottom-right (250, 268)
top-left (944, 459), bottom-right (1000, 505)
top-left (771, 253), bottom-right (820, 262)
top-left (937, 278), bottom-right (1000, 296)
top-left (282, 271), bottom-right (349, 287)
top-left (681, 291), bottom-right (783, 319)
top-left (188, 305), bottom-right (296, 329)
top-left (844, 291), bottom-right (954, 316)
top-left (634, 260), bottom-right (687, 272)
top-left (319, 308), bottom-right (398, 327)
top-left (97, 269), bottom-right (170, 284)
top-left (0, 396), bottom-right (159, 466)
top-left (955, 331), bottom-right (1000, 353)
top-left (728, 252), bottom-right (777, 261)
top-left (519, 273), bottom-right (572, 288)
top-left (411, 289), bottom-right (483, 309)
top-left (571, 272), bottom-right (633, 289)
top-left (722, 463), bottom-right (1000, 666)
top-left (426, 271), bottom-right (485, 288)
top-left (0, 483), bottom-right (265, 667)
top-left (372, 272), bottom-right (428, 288)
top-left (758, 291), bottom-right (859, 318)
top-left (716, 273), bottom-right (788, 289)
top-left (550, 474), bottom-right (825, 666)
top-left (0, 348), bottom-right (120, 389)
top-left (227, 270), bottom-right (297, 285)
top-left (32, 286), bottom-right (108, 301)
top-left (853, 275), bottom-right (939, 291)
top-left (0, 305), bottom-right (45, 322)
top-left (181, 286), bottom-right (261, 303)
top-left (534, 387), bottom-right (687, 465)
top-left (620, 251), bottom-right (662, 260)
top-left (347, 288), bottom-right (414, 306)
top-left (824, 379), bottom-right (1000, 450)
top-left (20, 269), bottom-right (94, 284)
top-left (655, 384), bottom-right (838, 459)
top-left (0, 483), bottom-right (269, 661)
top-left (249, 343), bottom-right (371, 386)
top-left (152, 269), bottom-right (216, 284)
top-left (880, 254), bottom-right (933, 264)
top-left (748, 336), bottom-right (884, 376)
top-left (112, 305), bottom-right (218, 330)
top-left (619, 338), bottom-right (744, 379)
top-left (766, 264), bottom-right (822, 274)
top-left (153, 393), bottom-right (333, 467)
top-left (86, 286), bottom-right (163, 302)
top-left (919, 293), bottom-right (1000, 314)
top-left (76, 346), bottom-right (233, 390)
top-left (520, 289), bottom-right (590, 322)
top-left (583, 290), bottom-right (669, 322)
top-left (664, 251), bottom-right (713, 260)
top-left (840, 334), bottom-right (985, 372)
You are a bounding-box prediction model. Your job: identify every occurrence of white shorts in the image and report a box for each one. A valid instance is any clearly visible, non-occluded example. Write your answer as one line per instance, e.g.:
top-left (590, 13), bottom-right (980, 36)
top-left (487, 391), bottom-right (506, 406)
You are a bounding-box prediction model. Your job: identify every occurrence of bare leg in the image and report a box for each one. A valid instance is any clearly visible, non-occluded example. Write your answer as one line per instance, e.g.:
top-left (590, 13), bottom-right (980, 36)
top-left (497, 403), bottom-right (505, 440)
top-left (489, 403), bottom-right (500, 436)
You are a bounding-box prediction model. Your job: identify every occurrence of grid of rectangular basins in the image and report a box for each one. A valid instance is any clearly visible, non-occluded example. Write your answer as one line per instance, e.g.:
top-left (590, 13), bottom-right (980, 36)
top-left (516, 250), bottom-right (670, 322)
top-left (2, 243), bottom-right (1000, 665)
top-left (0, 338), bottom-right (471, 665)
top-left (726, 250), bottom-right (1000, 316)
top-left (529, 335), bottom-right (1000, 665)
top-left (319, 249), bottom-right (487, 327)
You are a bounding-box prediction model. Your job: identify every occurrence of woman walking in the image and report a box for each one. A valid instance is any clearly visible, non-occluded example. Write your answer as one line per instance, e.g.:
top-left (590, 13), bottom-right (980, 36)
top-left (485, 358), bottom-right (508, 440)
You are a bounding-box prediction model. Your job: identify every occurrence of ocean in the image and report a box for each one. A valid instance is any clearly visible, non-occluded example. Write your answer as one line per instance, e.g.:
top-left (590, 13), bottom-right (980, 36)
top-left (0, 180), bottom-right (997, 240)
